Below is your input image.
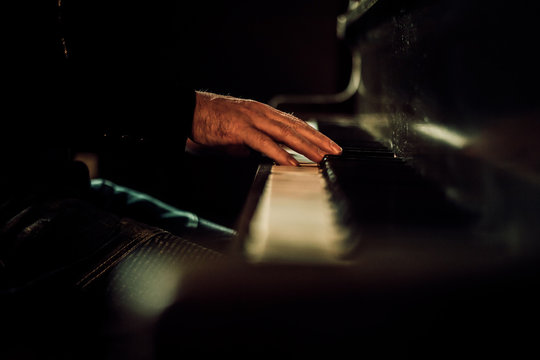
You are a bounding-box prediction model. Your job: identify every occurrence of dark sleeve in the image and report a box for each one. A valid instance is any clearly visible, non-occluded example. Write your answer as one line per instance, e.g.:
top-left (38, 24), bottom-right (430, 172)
top-left (59, 0), bottom-right (195, 150)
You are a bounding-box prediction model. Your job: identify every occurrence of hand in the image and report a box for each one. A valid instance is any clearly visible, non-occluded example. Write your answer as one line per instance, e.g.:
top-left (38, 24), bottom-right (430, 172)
top-left (191, 91), bottom-right (342, 165)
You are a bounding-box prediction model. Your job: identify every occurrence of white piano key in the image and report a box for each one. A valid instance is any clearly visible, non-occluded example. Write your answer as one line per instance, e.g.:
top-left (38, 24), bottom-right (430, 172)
top-left (244, 164), bottom-right (350, 264)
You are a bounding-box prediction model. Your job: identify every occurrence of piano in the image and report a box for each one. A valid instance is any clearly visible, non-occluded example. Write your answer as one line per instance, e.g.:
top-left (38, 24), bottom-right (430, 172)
top-left (159, 0), bottom-right (540, 358)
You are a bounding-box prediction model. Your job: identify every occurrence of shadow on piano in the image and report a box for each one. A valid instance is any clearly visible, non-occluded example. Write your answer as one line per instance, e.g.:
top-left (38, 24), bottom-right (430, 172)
top-left (156, 0), bottom-right (540, 358)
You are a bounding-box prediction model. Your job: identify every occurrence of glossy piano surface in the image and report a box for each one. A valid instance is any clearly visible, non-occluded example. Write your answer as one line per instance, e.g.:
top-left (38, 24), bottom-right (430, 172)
top-left (340, 0), bottom-right (540, 261)
top-left (250, 0), bottom-right (540, 268)
top-left (236, 118), bottom-right (540, 268)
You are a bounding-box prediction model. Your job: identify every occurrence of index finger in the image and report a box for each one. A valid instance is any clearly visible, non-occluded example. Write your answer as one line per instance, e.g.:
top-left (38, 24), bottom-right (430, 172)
top-left (270, 109), bottom-right (343, 155)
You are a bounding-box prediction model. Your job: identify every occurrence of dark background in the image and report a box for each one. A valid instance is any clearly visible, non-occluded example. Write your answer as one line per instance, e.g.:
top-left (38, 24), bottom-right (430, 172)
top-left (182, 0), bottom-right (350, 103)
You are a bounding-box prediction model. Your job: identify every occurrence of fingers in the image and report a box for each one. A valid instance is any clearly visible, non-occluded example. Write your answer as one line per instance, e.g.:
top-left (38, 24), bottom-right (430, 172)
top-left (273, 109), bottom-right (342, 155)
top-left (252, 105), bottom-right (342, 163)
top-left (254, 119), bottom-right (327, 163)
top-left (293, 119), bottom-right (343, 155)
top-left (242, 126), bottom-right (299, 166)
top-left (191, 91), bottom-right (341, 165)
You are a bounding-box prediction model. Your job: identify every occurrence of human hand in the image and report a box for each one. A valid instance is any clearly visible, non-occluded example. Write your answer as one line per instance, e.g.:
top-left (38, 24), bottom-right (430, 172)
top-left (191, 91), bottom-right (342, 165)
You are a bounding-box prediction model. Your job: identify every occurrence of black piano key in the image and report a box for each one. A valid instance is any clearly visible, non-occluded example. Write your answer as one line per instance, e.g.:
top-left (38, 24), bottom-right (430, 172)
top-left (321, 145), bottom-right (473, 229)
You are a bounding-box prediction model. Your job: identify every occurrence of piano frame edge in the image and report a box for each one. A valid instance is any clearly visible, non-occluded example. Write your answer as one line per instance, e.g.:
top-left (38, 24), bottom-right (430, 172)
top-left (231, 161), bottom-right (273, 257)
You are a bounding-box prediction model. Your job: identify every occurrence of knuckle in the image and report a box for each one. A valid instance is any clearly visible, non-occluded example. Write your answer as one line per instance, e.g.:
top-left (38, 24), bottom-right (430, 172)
top-left (255, 131), bottom-right (269, 144)
top-left (247, 129), bottom-right (271, 147)
top-left (277, 123), bottom-right (297, 138)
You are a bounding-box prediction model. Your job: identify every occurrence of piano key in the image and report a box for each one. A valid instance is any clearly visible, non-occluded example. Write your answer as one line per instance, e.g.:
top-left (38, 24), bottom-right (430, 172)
top-left (242, 163), bottom-right (351, 264)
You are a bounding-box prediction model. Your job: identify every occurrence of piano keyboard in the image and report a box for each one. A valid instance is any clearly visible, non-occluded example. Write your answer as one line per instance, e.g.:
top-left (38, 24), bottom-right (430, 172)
top-left (322, 147), bottom-right (472, 229)
top-left (242, 162), bottom-right (350, 264)
top-left (238, 119), bottom-right (476, 264)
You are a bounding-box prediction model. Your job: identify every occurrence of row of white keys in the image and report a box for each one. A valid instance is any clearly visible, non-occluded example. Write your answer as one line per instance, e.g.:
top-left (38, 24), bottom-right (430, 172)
top-left (243, 123), bottom-right (351, 264)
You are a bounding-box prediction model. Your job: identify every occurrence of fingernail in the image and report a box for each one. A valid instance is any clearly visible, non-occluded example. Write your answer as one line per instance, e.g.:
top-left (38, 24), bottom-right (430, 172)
top-left (330, 142), bottom-right (342, 154)
top-left (288, 157), bottom-right (299, 166)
